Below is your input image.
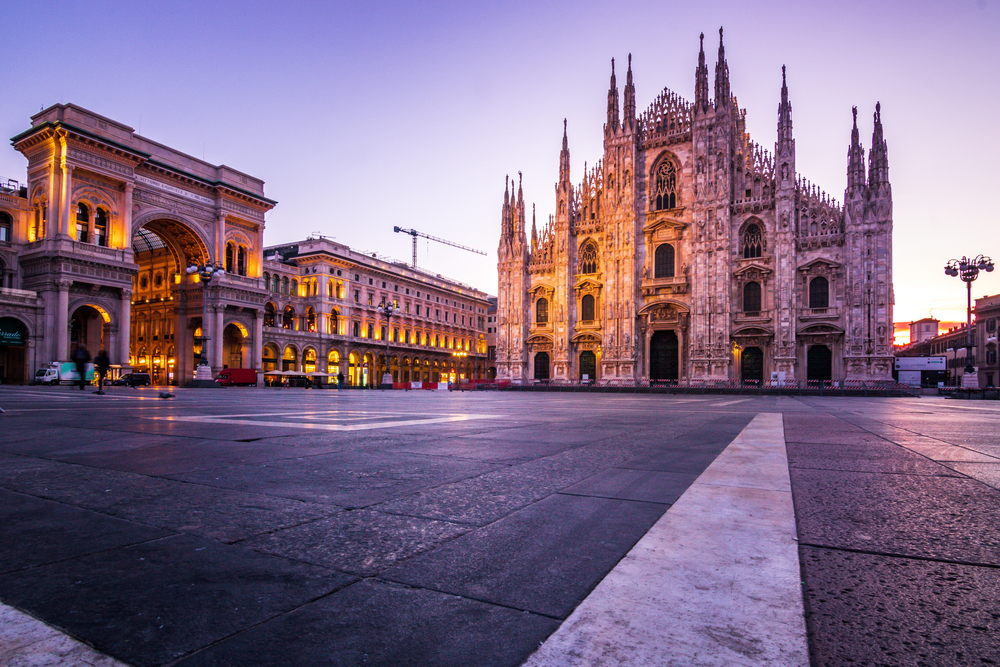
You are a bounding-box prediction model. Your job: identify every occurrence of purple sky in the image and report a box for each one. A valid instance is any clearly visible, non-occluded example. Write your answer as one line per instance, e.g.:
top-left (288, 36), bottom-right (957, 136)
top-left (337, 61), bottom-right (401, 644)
top-left (4, 0), bottom-right (998, 330)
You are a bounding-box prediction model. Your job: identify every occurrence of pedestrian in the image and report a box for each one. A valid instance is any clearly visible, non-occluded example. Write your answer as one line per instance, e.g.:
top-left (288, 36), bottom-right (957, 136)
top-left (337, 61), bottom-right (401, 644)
top-left (94, 349), bottom-right (110, 395)
top-left (71, 345), bottom-right (91, 391)
top-left (337, 371), bottom-right (344, 389)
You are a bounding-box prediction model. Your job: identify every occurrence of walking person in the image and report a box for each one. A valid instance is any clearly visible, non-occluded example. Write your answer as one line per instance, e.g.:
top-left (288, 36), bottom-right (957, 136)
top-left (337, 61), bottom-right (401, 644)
top-left (71, 345), bottom-right (91, 391)
top-left (337, 371), bottom-right (345, 389)
top-left (94, 349), bottom-right (110, 395)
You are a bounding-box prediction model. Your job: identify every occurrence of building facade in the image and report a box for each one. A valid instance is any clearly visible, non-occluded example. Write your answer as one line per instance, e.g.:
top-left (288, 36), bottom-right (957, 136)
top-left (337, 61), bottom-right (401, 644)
top-left (0, 104), bottom-right (489, 385)
top-left (497, 30), bottom-right (894, 385)
top-left (260, 237), bottom-right (490, 387)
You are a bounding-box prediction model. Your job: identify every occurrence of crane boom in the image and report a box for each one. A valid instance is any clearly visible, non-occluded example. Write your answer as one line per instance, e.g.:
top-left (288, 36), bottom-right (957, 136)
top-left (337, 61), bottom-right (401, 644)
top-left (393, 226), bottom-right (486, 268)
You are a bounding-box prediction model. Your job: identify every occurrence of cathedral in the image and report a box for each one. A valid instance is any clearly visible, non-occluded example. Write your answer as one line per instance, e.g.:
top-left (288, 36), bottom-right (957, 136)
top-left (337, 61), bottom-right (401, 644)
top-left (496, 29), bottom-right (893, 385)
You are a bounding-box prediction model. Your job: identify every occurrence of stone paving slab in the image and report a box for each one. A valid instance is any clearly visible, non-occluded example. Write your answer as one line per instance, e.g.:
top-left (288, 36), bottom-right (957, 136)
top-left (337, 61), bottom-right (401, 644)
top-left (801, 547), bottom-right (1000, 666)
top-left (383, 493), bottom-right (668, 619)
top-left (172, 579), bottom-right (559, 667)
top-left (0, 534), bottom-right (353, 667)
top-left (791, 468), bottom-right (1000, 565)
top-left (237, 508), bottom-right (472, 576)
top-left (0, 605), bottom-right (131, 667)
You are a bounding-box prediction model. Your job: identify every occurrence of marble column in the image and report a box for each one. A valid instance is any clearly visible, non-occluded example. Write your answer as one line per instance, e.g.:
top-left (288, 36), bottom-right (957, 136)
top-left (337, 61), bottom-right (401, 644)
top-left (56, 280), bottom-right (71, 361)
top-left (122, 183), bottom-right (134, 249)
top-left (118, 289), bottom-right (132, 369)
top-left (252, 309), bottom-right (263, 384)
top-left (212, 303), bottom-right (225, 371)
top-left (59, 152), bottom-right (74, 240)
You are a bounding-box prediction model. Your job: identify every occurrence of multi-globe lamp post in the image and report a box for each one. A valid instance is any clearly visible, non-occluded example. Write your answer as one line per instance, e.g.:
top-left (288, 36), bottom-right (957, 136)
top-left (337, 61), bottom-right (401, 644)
top-left (187, 262), bottom-right (225, 380)
top-left (376, 301), bottom-right (395, 388)
top-left (944, 255), bottom-right (994, 379)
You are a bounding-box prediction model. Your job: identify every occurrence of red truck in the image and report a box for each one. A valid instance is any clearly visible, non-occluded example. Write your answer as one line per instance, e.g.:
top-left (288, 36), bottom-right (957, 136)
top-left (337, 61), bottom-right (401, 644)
top-left (214, 369), bottom-right (258, 387)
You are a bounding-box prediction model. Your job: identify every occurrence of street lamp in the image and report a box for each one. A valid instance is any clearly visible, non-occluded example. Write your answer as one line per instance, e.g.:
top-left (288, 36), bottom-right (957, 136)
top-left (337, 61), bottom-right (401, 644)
top-left (944, 255), bottom-right (994, 380)
top-left (376, 301), bottom-right (395, 388)
top-left (187, 262), bottom-right (225, 380)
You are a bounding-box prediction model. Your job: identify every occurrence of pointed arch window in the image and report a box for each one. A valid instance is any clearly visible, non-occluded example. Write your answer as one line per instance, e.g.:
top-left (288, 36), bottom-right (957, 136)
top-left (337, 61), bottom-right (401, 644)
top-left (581, 294), bottom-right (596, 322)
top-left (536, 298), bottom-right (549, 324)
top-left (742, 223), bottom-right (763, 259)
top-left (578, 241), bottom-right (598, 275)
top-left (809, 276), bottom-right (829, 309)
top-left (76, 203), bottom-right (90, 243)
top-left (654, 244), bottom-right (675, 278)
top-left (653, 160), bottom-right (678, 210)
top-left (743, 281), bottom-right (762, 313)
top-left (94, 209), bottom-right (108, 247)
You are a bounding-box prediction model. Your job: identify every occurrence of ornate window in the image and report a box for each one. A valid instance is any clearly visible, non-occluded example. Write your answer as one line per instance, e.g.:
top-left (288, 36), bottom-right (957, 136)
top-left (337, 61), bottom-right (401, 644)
top-left (654, 244), bottom-right (675, 278)
top-left (237, 246), bottom-right (247, 276)
top-left (94, 209), bottom-right (108, 247)
top-left (353, 321), bottom-right (360, 337)
top-left (809, 277), bottom-right (829, 309)
top-left (0, 212), bottom-right (11, 243)
top-left (283, 305), bottom-right (295, 329)
top-left (653, 160), bottom-right (678, 210)
top-left (536, 298), bottom-right (549, 324)
top-left (578, 241), bottom-right (598, 275)
top-left (272, 274), bottom-right (279, 292)
top-left (743, 281), bottom-right (762, 313)
top-left (225, 242), bottom-right (235, 272)
top-left (742, 223), bottom-right (763, 259)
top-left (306, 307), bottom-right (317, 332)
top-left (263, 302), bottom-right (276, 327)
top-left (281, 277), bottom-right (289, 294)
top-left (263, 272), bottom-right (271, 290)
top-left (76, 204), bottom-right (90, 243)
top-left (290, 279), bottom-right (298, 296)
top-left (581, 294), bottom-right (596, 322)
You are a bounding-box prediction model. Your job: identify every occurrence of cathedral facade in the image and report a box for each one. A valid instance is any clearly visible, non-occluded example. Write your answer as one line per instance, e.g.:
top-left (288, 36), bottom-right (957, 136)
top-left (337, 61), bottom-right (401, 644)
top-left (497, 29), bottom-right (894, 385)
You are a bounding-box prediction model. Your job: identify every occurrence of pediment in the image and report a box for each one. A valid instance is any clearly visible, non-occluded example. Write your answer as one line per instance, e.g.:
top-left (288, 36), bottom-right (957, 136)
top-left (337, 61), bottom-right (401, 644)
top-left (797, 323), bottom-right (844, 336)
top-left (733, 262), bottom-right (772, 278)
top-left (643, 215), bottom-right (687, 238)
top-left (571, 332), bottom-right (603, 344)
top-left (526, 333), bottom-right (553, 345)
top-left (573, 277), bottom-right (603, 293)
top-left (733, 326), bottom-right (774, 338)
top-left (637, 299), bottom-right (690, 317)
top-left (529, 284), bottom-right (555, 298)
top-left (797, 258), bottom-right (841, 272)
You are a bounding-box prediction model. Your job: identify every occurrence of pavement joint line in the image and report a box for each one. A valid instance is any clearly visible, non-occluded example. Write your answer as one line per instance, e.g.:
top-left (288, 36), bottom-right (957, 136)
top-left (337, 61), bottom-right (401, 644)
top-left (796, 542), bottom-right (1000, 570)
top-left (521, 412), bottom-right (810, 667)
top-left (146, 412), bottom-right (503, 431)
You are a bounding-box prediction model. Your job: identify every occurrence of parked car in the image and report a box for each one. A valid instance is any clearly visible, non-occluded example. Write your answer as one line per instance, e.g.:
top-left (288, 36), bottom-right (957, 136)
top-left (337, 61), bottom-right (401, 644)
top-left (114, 372), bottom-right (151, 387)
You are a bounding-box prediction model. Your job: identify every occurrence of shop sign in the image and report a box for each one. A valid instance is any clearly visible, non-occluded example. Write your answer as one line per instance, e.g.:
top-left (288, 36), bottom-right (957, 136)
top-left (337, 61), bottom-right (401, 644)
top-left (0, 317), bottom-right (27, 346)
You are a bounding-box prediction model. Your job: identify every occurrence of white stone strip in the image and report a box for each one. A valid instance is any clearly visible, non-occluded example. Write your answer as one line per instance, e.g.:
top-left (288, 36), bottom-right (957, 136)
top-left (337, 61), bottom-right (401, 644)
top-left (148, 412), bottom-right (501, 431)
top-left (0, 603), bottom-right (132, 667)
top-left (522, 412), bottom-right (809, 667)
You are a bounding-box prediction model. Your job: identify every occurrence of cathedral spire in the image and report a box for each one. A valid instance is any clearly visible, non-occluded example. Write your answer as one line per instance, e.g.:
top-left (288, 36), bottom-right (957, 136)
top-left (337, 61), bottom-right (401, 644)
top-left (559, 119), bottom-right (570, 185)
top-left (606, 58), bottom-right (620, 133)
top-left (714, 27), bottom-right (730, 109)
top-left (695, 32), bottom-right (709, 112)
top-left (846, 106), bottom-right (866, 192)
top-left (868, 102), bottom-right (888, 186)
top-left (502, 174), bottom-right (512, 239)
top-left (623, 53), bottom-right (636, 129)
top-left (777, 65), bottom-right (793, 152)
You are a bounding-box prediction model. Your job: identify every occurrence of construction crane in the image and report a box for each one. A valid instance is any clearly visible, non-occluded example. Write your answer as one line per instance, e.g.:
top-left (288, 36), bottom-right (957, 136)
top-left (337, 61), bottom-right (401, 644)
top-left (393, 226), bottom-right (487, 268)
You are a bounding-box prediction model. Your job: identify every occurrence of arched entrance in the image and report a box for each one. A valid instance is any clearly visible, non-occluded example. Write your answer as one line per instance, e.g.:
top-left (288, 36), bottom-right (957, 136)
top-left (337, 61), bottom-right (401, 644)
top-left (0, 317), bottom-right (29, 384)
top-left (534, 352), bottom-right (550, 380)
top-left (650, 330), bottom-right (679, 381)
top-left (223, 323), bottom-right (248, 368)
top-left (579, 350), bottom-right (596, 381)
top-left (70, 305), bottom-right (107, 353)
top-left (741, 347), bottom-right (764, 383)
top-left (282, 345), bottom-right (297, 371)
top-left (129, 218), bottom-right (211, 385)
top-left (807, 345), bottom-right (833, 381)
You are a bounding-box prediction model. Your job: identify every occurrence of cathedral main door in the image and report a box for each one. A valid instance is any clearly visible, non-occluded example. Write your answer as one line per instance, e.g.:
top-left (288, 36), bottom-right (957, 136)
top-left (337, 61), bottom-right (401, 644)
top-left (534, 352), bottom-right (550, 380)
top-left (741, 347), bottom-right (764, 383)
top-left (649, 330), bottom-right (679, 381)
top-left (579, 350), bottom-right (596, 381)
top-left (807, 345), bottom-right (833, 381)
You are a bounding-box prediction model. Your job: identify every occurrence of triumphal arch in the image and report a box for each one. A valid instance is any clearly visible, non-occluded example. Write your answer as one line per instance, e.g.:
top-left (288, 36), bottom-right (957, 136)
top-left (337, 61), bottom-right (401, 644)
top-left (10, 104), bottom-right (274, 384)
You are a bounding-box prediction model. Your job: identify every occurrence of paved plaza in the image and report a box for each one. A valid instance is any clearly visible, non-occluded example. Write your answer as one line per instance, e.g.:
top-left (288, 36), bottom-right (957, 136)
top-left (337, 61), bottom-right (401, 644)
top-left (0, 386), bottom-right (998, 666)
